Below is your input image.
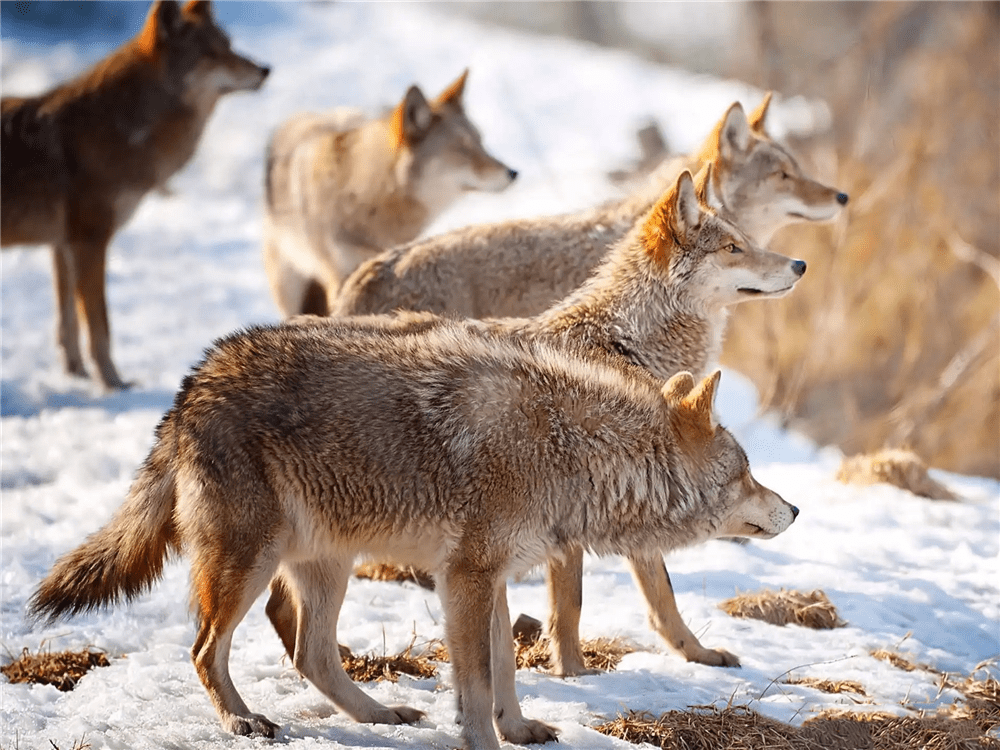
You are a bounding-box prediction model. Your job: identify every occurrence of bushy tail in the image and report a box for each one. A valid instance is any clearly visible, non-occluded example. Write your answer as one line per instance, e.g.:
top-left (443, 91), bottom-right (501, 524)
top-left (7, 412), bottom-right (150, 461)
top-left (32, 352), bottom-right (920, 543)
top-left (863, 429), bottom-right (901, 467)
top-left (28, 418), bottom-right (181, 624)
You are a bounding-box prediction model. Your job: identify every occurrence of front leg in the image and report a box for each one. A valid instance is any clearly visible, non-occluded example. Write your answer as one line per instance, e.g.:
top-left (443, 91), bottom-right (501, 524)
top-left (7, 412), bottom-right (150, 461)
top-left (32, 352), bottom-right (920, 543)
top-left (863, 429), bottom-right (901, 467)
top-left (491, 584), bottom-right (559, 744)
top-left (546, 545), bottom-right (600, 676)
top-left (628, 552), bottom-right (739, 667)
top-left (440, 564), bottom-right (502, 750)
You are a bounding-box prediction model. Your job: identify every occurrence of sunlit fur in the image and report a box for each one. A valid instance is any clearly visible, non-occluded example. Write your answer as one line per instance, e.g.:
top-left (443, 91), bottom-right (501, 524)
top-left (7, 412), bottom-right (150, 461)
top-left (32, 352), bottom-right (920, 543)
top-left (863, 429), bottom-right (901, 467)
top-left (0, 0), bottom-right (268, 389)
top-left (332, 94), bottom-right (844, 320)
top-left (28, 320), bottom-right (794, 749)
top-left (262, 69), bottom-right (516, 318)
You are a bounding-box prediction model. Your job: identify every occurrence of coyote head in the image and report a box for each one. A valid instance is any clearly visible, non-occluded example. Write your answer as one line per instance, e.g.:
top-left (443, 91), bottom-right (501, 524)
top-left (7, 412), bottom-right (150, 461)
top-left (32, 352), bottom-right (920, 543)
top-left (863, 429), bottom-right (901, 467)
top-left (641, 169), bottom-right (807, 308)
top-left (662, 370), bottom-right (798, 539)
top-left (138, 1), bottom-right (269, 99)
top-left (390, 69), bottom-right (517, 210)
top-left (699, 94), bottom-right (848, 245)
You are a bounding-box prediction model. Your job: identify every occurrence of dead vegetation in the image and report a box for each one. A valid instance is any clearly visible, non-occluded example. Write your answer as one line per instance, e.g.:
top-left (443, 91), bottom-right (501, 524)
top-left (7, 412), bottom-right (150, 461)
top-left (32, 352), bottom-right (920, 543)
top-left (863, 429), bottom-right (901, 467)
top-left (722, 2), bottom-right (999, 480)
top-left (837, 448), bottom-right (959, 500)
top-left (427, 628), bottom-right (637, 673)
top-left (718, 588), bottom-right (846, 629)
top-left (353, 562), bottom-right (435, 590)
top-left (337, 641), bottom-right (440, 683)
top-left (596, 703), bottom-right (996, 749)
top-left (1, 647), bottom-right (109, 692)
top-left (785, 676), bottom-right (867, 696)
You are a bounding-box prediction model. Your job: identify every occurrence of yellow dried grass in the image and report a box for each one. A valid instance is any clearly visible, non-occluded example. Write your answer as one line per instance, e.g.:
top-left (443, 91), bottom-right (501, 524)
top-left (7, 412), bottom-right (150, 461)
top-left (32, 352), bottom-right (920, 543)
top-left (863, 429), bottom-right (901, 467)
top-left (837, 449), bottom-right (959, 500)
top-left (353, 562), bottom-right (435, 590)
top-left (1, 647), bottom-right (110, 692)
top-left (597, 705), bottom-right (993, 750)
top-left (338, 642), bottom-right (439, 683)
top-left (786, 676), bottom-right (868, 696)
top-left (719, 588), bottom-right (846, 629)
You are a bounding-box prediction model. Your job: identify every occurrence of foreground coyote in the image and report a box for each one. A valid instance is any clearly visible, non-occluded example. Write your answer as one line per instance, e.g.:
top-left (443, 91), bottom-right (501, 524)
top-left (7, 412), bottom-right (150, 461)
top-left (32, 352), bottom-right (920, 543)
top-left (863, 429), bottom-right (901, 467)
top-left (1, 0), bottom-right (269, 389)
top-left (332, 93), bottom-right (847, 318)
top-left (262, 69), bottom-right (518, 318)
top-left (30, 316), bottom-right (797, 749)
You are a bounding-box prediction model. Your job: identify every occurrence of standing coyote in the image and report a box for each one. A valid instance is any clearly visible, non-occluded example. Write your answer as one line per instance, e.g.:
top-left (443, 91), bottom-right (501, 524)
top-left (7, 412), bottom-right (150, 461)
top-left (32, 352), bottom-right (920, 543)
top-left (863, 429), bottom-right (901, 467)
top-left (262, 69), bottom-right (518, 318)
top-left (1, 0), bottom-right (269, 389)
top-left (268, 166), bottom-right (805, 705)
top-left (29, 316), bottom-right (797, 749)
top-left (332, 93), bottom-right (847, 318)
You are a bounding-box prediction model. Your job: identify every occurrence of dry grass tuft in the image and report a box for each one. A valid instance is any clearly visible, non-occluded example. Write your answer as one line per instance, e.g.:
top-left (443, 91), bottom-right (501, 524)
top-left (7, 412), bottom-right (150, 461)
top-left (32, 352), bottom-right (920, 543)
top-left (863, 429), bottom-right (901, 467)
top-left (942, 669), bottom-right (1000, 735)
top-left (719, 588), bottom-right (846, 629)
top-left (1, 647), bottom-right (109, 692)
top-left (837, 448), bottom-right (959, 500)
top-left (597, 705), bottom-right (994, 750)
top-left (786, 676), bottom-right (868, 696)
top-left (353, 562), bottom-right (435, 590)
top-left (425, 633), bottom-right (636, 672)
top-left (338, 642), bottom-right (439, 683)
top-left (869, 648), bottom-right (938, 674)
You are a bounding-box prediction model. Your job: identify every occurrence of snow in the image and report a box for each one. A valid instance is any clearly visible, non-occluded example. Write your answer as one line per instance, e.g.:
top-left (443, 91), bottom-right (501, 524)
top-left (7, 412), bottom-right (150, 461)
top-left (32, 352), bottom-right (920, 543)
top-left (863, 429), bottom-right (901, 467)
top-left (2, 3), bottom-right (998, 749)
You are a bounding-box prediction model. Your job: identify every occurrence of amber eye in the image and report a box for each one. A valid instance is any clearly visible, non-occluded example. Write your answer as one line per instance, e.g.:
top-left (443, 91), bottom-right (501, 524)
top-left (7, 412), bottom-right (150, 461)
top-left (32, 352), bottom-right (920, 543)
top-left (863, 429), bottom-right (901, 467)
top-left (729, 244), bottom-right (743, 254)
top-left (780, 171), bottom-right (790, 179)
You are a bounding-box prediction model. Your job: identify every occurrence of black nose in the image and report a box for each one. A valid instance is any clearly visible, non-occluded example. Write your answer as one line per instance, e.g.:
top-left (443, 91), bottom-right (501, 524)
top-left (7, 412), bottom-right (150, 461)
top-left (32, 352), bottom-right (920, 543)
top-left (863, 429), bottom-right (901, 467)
top-left (791, 259), bottom-right (807, 276)
top-left (260, 66), bottom-right (271, 79)
top-left (836, 192), bottom-right (849, 205)
top-left (507, 168), bottom-right (518, 181)
top-left (790, 505), bottom-right (800, 519)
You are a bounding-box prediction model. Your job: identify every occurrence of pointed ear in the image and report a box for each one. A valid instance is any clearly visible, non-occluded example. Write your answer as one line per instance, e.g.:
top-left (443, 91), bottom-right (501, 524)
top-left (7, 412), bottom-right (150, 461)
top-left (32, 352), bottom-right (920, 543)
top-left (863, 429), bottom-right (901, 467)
top-left (183, 0), bottom-right (212, 22)
top-left (140, 1), bottom-right (182, 51)
top-left (435, 68), bottom-right (469, 108)
top-left (694, 162), bottom-right (723, 211)
top-left (672, 170), bottom-right (702, 239)
top-left (718, 102), bottom-right (751, 162)
top-left (681, 370), bottom-right (721, 431)
top-left (392, 85), bottom-right (433, 145)
top-left (748, 91), bottom-right (773, 134)
top-left (662, 372), bottom-right (697, 405)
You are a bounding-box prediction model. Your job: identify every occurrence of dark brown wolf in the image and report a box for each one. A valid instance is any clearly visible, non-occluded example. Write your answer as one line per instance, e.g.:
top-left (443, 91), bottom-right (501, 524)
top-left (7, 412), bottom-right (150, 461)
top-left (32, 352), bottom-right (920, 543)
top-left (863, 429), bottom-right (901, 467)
top-left (1, 0), bottom-right (269, 389)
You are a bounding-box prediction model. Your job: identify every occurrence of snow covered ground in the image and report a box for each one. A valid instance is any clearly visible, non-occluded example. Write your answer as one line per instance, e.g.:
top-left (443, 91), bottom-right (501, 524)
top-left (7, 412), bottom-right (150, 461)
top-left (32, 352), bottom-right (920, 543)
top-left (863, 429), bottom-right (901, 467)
top-left (2, 3), bottom-right (997, 749)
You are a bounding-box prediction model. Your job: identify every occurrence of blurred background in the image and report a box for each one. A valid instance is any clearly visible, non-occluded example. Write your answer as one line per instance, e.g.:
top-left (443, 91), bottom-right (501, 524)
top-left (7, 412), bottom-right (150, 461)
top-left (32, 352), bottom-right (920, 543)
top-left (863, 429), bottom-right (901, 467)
top-left (3, 1), bottom-right (997, 479)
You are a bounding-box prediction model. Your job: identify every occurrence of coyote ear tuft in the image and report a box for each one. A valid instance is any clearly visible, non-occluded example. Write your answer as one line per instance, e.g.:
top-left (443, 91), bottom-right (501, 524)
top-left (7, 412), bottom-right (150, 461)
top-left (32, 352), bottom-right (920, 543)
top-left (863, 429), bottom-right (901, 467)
top-left (748, 91), bottom-right (773, 134)
top-left (436, 68), bottom-right (469, 107)
top-left (694, 163), bottom-right (723, 211)
top-left (719, 102), bottom-right (751, 162)
top-left (393, 85), bottom-right (433, 146)
top-left (662, 372), bottom-right (697, 405)
top-left (682, 370), bottom-right (721, 431)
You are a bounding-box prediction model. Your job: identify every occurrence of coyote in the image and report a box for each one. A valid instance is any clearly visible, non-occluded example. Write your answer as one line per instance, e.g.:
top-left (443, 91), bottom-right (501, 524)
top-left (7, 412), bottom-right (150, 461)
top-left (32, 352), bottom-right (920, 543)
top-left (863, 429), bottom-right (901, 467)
top-left (29, 317), bottom-right (797, 750)
top-left (332, 93), bottom-right (846, 319)
top-left (262, 69), bottom-right (517, 318)
top-left (0, 0), bottom-right (269, 389)
top-left (270, 167), bottom-right (805, 695)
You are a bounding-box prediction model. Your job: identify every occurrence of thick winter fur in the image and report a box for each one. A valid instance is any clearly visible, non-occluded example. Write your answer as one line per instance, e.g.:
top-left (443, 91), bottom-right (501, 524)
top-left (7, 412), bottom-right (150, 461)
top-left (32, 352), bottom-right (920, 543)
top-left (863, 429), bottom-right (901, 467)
top-left (274, 169), bottom-right (805, 688)
top-left (0, 0), bottom-right (269, 389)
top-left (332, 93), bottom-right (846, 319)
top-left (262, 69), bottom-right (517, 318)
top-left (29, 319), bottom-right (796, 750)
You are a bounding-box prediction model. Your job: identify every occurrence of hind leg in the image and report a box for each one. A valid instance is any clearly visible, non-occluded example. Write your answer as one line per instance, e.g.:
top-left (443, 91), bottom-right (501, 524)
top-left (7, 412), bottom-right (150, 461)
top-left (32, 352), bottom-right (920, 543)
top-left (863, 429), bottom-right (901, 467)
top-left (190, 549), bottom-right (281, 737)
top-left (51, 244), bottom-right (86, 379)
top-left (491, 583), bottom-right (559, 744)
top-left (282, 558), bottom-right (423, 725)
